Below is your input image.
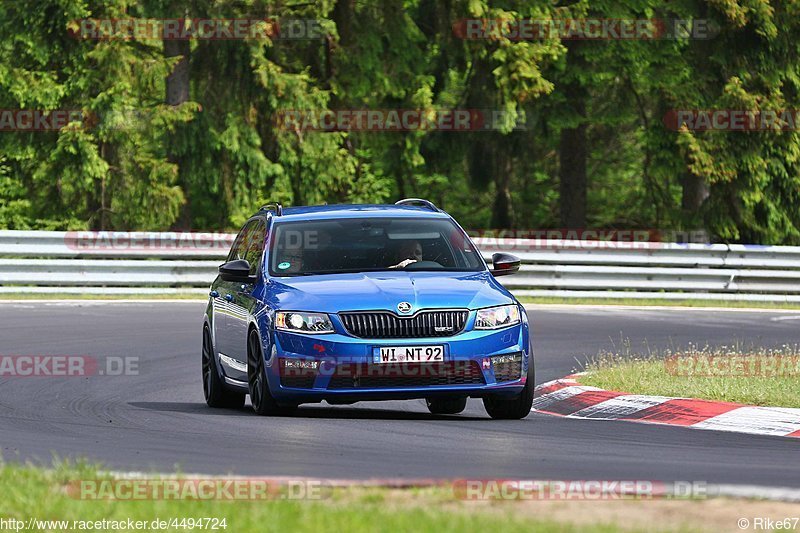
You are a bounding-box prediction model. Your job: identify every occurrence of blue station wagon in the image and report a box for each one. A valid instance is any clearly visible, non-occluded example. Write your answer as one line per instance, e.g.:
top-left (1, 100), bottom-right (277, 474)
top-left (202, 199), bottom-right (533, 419)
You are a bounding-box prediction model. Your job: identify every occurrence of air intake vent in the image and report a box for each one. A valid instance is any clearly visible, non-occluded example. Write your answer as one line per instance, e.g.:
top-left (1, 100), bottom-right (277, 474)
top-left (327, 361), bottom-right (485, 389)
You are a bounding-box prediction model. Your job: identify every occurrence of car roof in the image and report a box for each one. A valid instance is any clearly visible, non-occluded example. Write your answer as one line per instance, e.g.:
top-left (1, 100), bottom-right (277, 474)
top-left (262, 204), bottom-right (453, 222)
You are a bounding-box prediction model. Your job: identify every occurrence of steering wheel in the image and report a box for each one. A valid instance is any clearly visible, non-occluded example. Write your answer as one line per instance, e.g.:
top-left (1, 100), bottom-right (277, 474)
top-left (402, 260), bottom-right (443, 270)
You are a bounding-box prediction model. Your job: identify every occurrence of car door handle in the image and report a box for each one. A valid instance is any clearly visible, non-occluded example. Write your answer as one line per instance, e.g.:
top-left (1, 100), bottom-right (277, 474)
top-left (209, 290), bottom-right (219, 298)
top-left (224, 294), bottom-right (234, 302)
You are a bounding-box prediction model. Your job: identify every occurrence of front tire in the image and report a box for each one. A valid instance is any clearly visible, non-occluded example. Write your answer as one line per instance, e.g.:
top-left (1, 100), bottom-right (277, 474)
top-left (247, 329), bottom-right (296, 416)
top-left (483, 348), bottom-right (535, 420)
top-left (426, 397), bottom-right (467, 415)
top-left (202, 327), bottom-right (245, 409)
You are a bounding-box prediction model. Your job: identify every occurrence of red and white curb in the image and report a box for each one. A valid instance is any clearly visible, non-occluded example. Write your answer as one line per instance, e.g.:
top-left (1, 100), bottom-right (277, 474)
top-left (533, 375), bottom-right (800, 439)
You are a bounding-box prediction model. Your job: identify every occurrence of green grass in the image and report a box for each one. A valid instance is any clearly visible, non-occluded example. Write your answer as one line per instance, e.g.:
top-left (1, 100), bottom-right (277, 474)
top-left (519, 296), bottom-right (800, 310)
top-left (0, 462), bottom-right (635, 533)
top-left (580, 344), bottom-right (800, 408)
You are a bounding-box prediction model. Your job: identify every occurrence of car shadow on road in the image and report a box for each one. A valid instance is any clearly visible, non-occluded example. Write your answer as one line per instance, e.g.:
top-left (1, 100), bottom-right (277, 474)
top-left (128, 402), bottom-right (489, 421)
top-left (128, 402), bottom-right (253, 416)
top-left (287, 405), bottom-right (489, 421)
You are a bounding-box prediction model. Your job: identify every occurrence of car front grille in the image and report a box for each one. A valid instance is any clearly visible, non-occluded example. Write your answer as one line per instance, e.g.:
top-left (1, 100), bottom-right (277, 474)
top-left (327, 361), bottom-right (485, 390)
top-left (339, 310), bottom-right (469, 338)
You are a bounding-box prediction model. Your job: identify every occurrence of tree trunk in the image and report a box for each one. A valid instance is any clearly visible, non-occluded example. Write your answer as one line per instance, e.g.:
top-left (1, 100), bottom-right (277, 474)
top-left (559, 115), bottom-right (587, 228)
top-left (491, 138), bottom-right (514, 229)
top-left (680, 173), bottom-right (709, 236)
top-left (681, 173), bottom-right (709, 212)
top-left (558, 42), bottom-right (588, 229)
top-left (164, 38), bottom-right (191, 228)
top-left (329, 0), bottom-right (355, 97)
top-left (164, 40), bottom-right (190, 106)
top-left (90, 142), bottom-right (113, 230)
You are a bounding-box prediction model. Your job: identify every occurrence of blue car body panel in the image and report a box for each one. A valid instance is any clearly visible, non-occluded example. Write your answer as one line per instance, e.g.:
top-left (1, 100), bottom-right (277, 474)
top-left (266, 271), bottom-right (515, 314)
top-left (204, 204), bottom-right (530, 405)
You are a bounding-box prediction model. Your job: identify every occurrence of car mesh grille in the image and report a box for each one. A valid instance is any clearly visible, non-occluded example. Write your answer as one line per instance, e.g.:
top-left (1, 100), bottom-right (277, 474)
top-left (278, 359), bottom-right (318, 389)
top-left (339, 310), bottom-right (469, 338)
top-left (493, 353), bottom-right (523, 382)
top-left (280, 374), bottom-right (317, 388)
top-left (327, 361), bottom-right (485, 390)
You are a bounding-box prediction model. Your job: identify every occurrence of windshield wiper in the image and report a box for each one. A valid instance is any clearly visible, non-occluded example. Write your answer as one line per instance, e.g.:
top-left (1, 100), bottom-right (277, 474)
top-left (279, 268), bottom-right (394, 276)
top-left (279, 267), bottom-right (480, 276)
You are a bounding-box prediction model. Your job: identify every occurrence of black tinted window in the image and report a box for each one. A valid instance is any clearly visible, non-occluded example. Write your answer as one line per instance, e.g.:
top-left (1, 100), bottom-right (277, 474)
top-left (226, 224), bottom-right (249, 263)
top-left (227, 219), bottom-right (266, 276)
top-left (268, 217), bottom-right (484, 276)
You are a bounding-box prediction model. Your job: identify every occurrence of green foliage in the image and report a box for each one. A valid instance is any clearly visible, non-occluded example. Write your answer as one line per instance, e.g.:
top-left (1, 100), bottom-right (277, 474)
top-left (0, 0), bottom-right (798, 243)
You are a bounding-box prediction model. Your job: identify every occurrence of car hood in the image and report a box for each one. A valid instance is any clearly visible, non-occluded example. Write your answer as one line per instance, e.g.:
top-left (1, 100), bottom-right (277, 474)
top-left (265, 270), bottom-right (514, 313)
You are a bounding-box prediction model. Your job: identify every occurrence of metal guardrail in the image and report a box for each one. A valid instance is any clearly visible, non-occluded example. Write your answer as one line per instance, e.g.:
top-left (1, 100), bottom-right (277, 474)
top-left (1, 230), bottom-right (799, 301)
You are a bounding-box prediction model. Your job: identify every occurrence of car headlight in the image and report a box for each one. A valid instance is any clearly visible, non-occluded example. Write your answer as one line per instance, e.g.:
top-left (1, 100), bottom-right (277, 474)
top-left (475, 305), bottom-right (521, 330)
top-left (275, 312), bottom-right (335, 334)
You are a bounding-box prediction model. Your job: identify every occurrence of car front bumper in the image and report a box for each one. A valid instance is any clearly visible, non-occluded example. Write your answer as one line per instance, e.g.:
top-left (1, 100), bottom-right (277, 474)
top-left (260, 322), bottom-right (530, 403)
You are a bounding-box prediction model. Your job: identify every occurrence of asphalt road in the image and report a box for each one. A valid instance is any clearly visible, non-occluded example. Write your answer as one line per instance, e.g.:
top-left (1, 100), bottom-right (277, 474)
top-left (1, 302), bottom-right (798, 487)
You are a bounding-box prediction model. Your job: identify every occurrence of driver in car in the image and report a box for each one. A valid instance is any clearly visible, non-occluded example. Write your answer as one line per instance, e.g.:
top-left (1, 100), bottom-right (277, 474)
top-left (389, 240), bottom-right (423, 269)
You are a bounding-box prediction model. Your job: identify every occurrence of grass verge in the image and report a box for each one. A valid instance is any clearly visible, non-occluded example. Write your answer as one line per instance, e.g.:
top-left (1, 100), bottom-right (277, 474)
top-left (580, 344), bottom-right (800, 408)
top-left (1, 462), bottom-right (797, 533)
top-left (519, 296), bottom-right (800, 310)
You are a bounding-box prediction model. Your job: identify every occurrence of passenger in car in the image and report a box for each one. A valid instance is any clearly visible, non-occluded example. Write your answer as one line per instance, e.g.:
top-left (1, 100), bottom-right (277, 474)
top-left (389, 240), bottom-right (423, 269)
top-left (277, 246), bottom-right (305, 274)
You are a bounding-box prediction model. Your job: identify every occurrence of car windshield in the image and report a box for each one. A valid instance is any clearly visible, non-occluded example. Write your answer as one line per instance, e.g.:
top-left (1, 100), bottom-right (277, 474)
top-left (268, 217), bottom-right (485, 276)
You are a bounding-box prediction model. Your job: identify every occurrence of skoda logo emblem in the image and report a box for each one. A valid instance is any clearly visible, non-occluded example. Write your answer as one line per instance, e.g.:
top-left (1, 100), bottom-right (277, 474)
top-left (397, 302), bottom-right (412, 314)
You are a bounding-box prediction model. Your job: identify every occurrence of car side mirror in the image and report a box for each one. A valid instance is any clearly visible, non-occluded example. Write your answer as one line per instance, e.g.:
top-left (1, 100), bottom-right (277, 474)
top-left (490, 253), bottom-right (520, 277)
top-left (219, 259), bottom-right (254, 283)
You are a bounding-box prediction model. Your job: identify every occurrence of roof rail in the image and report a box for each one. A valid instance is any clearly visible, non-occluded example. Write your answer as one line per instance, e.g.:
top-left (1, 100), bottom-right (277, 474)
top-left (259, 203), bottom-right (283, 216)
top-left (395, 198), bottom-right (440, 212)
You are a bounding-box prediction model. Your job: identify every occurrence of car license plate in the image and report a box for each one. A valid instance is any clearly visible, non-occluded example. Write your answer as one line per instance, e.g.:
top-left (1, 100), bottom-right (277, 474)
top-left (375, 345), bottom-right (444, 364)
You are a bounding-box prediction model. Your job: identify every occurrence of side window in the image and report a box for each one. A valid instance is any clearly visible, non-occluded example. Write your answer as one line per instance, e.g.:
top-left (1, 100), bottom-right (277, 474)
top-left (226, 222), bottom-right (252, 263)
top-left (242, 220), bottom-right (266, 276)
